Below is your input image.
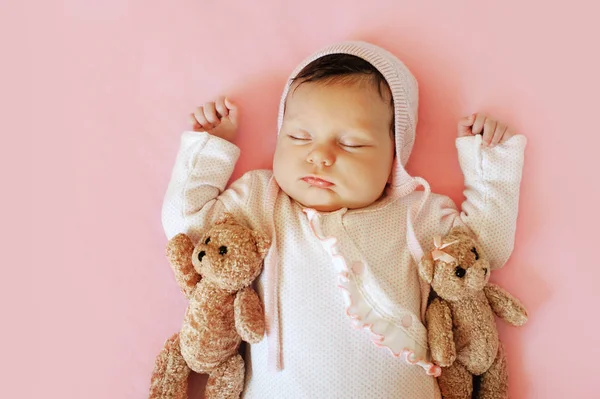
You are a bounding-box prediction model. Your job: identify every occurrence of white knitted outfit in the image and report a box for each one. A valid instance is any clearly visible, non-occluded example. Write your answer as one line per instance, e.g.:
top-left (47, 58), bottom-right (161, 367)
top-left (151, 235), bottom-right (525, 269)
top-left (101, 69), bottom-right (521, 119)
top-left (161, 42), bottom-right (526, 398)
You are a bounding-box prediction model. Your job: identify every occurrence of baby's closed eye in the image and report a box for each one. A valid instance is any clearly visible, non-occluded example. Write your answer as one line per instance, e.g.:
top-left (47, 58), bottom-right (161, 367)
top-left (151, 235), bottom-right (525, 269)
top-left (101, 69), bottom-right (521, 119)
top-left (339, 140), bottom-right (368, 148)
top-left (288, 134), bottom-right (311, 141)
top-left (338, 132), bottom-right (376, 149)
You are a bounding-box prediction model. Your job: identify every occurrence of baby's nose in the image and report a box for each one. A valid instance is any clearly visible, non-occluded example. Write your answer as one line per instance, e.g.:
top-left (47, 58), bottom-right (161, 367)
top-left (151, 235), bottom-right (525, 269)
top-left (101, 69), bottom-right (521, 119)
top-left (307, 146), bottom-right (334, 166)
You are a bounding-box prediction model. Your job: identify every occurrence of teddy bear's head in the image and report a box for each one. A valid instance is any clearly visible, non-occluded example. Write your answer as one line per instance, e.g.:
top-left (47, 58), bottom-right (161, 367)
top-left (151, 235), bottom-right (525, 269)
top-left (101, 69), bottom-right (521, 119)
top-left (191, 214), bottom-right (270, 292)
top-left (418, 227), bottom-right (490, 301)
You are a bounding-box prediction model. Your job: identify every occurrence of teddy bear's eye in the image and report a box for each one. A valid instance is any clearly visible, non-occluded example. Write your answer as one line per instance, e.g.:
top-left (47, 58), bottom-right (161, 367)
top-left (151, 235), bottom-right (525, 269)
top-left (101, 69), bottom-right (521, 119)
top-left (471, 247), bottom-right (479, 260)
top-left (219, 246), bottom-right (228, 255)
top-left (204, 237), bottom-right (211, 245)
top-left (455, 266), bottom-right (466, 278)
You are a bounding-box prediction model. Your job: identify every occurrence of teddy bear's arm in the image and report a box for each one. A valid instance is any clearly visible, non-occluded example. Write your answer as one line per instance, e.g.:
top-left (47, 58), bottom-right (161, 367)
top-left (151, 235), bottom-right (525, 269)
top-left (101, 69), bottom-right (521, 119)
top-left (234, 287), bottom-right (265, 344)
top-left (166, 234), bottom-right (200, 299)
top-left (426, 297), bottom-right (456, 367)
top-left (484, 283), bottom-right (528, 326)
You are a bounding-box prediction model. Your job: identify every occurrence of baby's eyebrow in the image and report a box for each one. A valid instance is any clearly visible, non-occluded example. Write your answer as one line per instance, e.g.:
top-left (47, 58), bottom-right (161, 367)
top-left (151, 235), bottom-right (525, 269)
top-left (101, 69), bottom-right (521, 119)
top-left (281, 114), bottom-right (305, 127)
top-left (342, 126), bottom-right (387, 141)
top-left (339, 132), bottom-right (375, 142)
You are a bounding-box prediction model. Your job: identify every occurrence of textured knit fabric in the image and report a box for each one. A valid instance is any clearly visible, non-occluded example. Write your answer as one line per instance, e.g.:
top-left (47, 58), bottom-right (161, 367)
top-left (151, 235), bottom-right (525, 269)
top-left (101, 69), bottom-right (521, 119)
top-left (160, 41), bottom-right (527, 398)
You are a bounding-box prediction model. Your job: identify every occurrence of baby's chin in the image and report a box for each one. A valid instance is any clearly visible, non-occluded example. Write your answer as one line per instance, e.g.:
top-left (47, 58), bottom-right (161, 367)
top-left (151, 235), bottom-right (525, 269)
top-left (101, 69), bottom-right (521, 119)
top-left (304, 203), bottom-right (345, 212)
top-left (295, 192), bottom-right (389, 212)
top-left (281, 188), bottom-right (345, 212)
top-left (287, 194), bottom-right (344, 213)
top-left (288, 192), bottom-right (370, 213)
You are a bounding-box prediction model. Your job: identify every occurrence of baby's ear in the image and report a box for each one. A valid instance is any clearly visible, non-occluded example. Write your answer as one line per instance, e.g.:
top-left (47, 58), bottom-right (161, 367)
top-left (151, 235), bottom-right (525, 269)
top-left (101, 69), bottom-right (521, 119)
top-left (418, 256), bottom-right (435, 284)
top-left (252, 231), bottom-right (271, 258)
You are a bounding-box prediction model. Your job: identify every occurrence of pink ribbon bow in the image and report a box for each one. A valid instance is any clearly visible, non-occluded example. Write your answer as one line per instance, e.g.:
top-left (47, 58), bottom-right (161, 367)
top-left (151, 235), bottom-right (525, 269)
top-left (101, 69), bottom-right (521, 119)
top-left (431, 236), bottom-right (459, 263)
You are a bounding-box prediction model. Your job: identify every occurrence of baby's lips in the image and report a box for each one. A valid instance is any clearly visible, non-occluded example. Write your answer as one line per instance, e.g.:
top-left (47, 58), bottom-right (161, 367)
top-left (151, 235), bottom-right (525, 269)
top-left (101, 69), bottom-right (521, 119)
top-left (301, 176), bottom-right (335, 188)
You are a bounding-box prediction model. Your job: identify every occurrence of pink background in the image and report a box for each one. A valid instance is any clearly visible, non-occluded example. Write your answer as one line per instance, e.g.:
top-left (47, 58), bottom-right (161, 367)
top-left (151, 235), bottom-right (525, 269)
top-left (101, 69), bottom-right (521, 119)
top-left (6, 0), bottom-right (599, 398)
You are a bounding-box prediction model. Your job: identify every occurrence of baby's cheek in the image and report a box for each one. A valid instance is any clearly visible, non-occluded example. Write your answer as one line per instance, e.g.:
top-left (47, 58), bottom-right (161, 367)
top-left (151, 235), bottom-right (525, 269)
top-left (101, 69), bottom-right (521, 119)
top-left (272, 155), bottom-right (290, 182)
top-left (272, 147), bottom-right (287, 178)
top-left (272, 152), bottom-right (300, 198)
top-left (351, 162), bottom-right (391, 198)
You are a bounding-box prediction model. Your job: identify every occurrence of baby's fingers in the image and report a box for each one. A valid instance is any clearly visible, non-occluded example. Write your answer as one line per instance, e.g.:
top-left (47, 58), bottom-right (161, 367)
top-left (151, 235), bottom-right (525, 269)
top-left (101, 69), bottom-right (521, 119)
top-left (203, 102), bottom-right (220, 126)
top-left (457, 115), bottom-right (475, 137)
top-left (225, 97), bottom-right (239, 127)
top-left (189, 113), bottom-right (202, 130)
top-left (471, 114), bottom-right (487, 136)
top-left (193, 106), bottom-right (214, 131)
top-left (490, 123), bottom-right (507, 147)
top-left (215, 97), bottom-right (229, 118)
top-left (481, 118), bottom-right (498, 146)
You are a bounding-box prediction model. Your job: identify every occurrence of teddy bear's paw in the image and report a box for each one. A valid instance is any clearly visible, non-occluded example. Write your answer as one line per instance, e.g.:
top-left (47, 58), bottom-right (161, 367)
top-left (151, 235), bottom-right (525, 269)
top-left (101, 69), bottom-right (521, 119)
top-left (234, 287), bottom-right (266, 343)
top-left (438, 361), bottom-right (473, 399)
top-left (476, 343), bottom-right (508, 399)
top-left (206, 355), bottom-right (245, 399)
top-left (149, 333), bottom-right (190, 399)
top-left (433, 351), bottom-right (456, 368)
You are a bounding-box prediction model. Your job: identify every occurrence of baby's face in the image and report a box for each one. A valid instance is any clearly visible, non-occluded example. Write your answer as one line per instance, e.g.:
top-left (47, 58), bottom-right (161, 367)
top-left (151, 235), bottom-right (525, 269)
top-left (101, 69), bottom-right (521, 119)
top-left (273, 79), bottom-right (394, 212)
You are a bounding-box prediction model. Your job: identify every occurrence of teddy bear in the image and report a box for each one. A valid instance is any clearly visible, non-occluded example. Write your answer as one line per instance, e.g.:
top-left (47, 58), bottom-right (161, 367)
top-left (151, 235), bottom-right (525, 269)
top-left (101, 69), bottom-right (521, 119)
top-left (149, 214), bottom-right (270, 399)
top-left (418, 227), bottom-right (528, 399)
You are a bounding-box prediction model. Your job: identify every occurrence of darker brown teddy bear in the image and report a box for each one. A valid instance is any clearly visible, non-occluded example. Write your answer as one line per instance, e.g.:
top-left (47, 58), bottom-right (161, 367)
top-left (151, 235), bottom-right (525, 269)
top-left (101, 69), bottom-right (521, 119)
top-left (419, 227), bottom-right (528, 399)
top-left (149, 214), bottom-right (270, 399)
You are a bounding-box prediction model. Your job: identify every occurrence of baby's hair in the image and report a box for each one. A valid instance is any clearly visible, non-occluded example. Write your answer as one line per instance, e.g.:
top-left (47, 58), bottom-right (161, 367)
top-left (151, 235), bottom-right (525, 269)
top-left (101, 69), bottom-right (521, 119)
top-left (291, 54), bottom-right (395, 135)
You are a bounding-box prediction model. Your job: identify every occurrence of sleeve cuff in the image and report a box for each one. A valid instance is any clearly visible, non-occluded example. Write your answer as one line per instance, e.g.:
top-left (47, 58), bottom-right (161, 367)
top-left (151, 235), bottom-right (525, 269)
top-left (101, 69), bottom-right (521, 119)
top-left (455, 134), bottom-right (527, 182)
top-left (181, 131), bottom-right (241, 156)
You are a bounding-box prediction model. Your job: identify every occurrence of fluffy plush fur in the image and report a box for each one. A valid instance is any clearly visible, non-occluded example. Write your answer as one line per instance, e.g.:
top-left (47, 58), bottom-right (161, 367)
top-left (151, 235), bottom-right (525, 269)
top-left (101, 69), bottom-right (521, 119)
top-left (149, 214), bottom-right (270, 399)
top-left (419, 227), bottom-right (528, 399)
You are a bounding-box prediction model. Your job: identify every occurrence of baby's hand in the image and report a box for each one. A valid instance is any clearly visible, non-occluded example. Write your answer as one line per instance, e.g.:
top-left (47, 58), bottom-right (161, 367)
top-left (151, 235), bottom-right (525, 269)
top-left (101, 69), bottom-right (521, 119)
top-left (189, 97), bottom-right (239, 142)
top-left (457, 113), bottom-right (516, 147)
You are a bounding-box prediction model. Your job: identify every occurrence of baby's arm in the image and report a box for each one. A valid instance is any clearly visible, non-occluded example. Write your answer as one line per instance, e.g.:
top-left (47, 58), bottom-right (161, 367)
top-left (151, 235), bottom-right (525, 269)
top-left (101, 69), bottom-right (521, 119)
top-left (436, 114), bottom-right (527, 269)
top-left (162, 98), bottom-right (252, 242)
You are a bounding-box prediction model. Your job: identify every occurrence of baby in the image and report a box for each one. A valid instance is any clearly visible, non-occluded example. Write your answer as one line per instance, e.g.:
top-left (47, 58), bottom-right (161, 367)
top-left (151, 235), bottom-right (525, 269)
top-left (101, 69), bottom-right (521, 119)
top-left (162, 41), bottom-right (526, 398)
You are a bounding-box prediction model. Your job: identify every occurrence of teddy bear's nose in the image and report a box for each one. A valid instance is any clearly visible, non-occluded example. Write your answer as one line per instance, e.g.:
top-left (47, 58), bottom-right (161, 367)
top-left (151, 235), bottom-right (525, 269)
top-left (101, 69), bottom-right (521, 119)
top-left (483, 268), bottom-right (488, 276)
top-left (198, 251), bottom-right (206, 262)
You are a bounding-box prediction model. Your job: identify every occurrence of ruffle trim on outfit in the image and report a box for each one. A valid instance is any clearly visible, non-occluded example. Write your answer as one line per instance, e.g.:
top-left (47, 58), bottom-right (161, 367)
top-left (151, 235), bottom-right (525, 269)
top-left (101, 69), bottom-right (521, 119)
top-left (303, 209), bottom-right (441, 377)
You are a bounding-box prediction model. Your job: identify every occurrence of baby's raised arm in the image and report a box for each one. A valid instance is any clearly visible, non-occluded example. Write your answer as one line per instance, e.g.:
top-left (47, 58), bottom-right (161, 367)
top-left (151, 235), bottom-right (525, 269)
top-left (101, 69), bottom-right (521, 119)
top-left (161, 97), bottom-right (253, 243)
top-left (429, 113), bottom-right (526, 270)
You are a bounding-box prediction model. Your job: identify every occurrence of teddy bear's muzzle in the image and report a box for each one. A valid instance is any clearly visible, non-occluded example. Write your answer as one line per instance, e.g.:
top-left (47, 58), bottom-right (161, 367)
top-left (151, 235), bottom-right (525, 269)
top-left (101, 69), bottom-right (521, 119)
top-left (466, 266), bottom-right (490, 292)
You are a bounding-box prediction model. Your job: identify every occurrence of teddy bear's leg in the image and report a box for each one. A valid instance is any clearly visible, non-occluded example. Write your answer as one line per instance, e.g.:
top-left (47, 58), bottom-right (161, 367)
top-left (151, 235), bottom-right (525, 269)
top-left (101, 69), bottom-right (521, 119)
top-left (438, 361), bottom-right (473, 399)
top-left (149, 333), bottom-right (190, 399)
top-left (205, 354), bottom-right (245, 399)
top-left (476, 342), bottom-right (508, 399)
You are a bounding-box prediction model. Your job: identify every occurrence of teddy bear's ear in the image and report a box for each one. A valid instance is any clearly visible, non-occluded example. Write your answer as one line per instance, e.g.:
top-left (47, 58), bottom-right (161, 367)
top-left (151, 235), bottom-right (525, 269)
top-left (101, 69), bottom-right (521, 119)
top-left (418, 256), bottom-right (435, 284)
top-left (215, 212), bottom-right (236, 225)
top-left (449, 225), bottom-right (476, 240)
top-left (252, 230), bottom-right (271, 258)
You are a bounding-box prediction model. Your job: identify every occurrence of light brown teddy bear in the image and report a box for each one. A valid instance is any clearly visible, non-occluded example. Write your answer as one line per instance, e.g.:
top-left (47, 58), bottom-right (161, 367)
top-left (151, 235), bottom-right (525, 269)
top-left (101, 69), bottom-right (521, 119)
top-left (419, 227), bottom-right (528, 399)
top-left (149, 214), bottom-right (270, 399)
